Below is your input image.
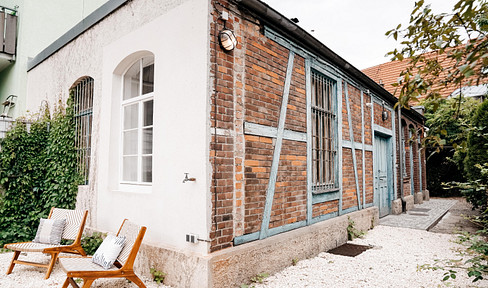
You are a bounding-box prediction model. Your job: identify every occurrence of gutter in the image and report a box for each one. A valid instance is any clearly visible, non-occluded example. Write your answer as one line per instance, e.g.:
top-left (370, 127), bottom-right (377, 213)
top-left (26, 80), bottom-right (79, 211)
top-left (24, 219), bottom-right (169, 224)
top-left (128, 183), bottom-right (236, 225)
top-left (234, 0), bottom-right (425, 123)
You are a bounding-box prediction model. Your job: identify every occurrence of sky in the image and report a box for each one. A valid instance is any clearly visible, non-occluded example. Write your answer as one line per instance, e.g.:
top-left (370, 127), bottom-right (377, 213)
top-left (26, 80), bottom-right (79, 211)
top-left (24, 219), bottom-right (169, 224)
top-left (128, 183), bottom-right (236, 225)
top-left (263, 0), bottom-right (458, 70)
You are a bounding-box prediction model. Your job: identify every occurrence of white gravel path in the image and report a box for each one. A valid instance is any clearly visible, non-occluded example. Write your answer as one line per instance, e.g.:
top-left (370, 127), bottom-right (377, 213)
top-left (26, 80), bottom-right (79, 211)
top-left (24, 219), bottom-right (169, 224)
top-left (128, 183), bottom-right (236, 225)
top-left (1, 225), bottom-right (487, 287)
top-left (0, 252), bottom-right (171, 288)
top-left (254, 225), bottom-right (488, 288)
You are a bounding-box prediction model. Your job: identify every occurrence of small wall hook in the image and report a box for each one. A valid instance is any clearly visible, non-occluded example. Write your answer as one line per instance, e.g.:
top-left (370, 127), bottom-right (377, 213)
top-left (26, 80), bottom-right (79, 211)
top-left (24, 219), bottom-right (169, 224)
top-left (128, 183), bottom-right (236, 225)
top-left (183, 173), bottom-right (196, 183)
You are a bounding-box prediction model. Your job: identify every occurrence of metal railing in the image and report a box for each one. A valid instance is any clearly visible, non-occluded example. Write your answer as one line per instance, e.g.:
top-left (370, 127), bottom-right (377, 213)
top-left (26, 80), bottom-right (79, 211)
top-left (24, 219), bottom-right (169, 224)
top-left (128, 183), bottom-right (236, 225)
top-left (72, 77), bottom-right (94, 185)
top-left (0, 117), bottom-right (13, 139)
top-left (311, 71), bottom-right (337, 192)
top-left (1, 5), bottom-right (18, 55)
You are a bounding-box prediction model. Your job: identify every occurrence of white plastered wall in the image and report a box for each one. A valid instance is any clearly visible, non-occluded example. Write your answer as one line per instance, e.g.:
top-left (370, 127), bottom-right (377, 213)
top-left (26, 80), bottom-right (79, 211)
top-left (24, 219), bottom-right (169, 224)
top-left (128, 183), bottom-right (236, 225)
top-left (98, 1), bottom-right (210, 255)
top-left (26, 0), bottom-right (211, 255)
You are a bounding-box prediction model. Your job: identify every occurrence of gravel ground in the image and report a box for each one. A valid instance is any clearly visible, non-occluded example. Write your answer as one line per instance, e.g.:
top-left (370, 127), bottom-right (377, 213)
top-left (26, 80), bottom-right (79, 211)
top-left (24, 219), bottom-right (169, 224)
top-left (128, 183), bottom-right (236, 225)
top-left (0, 252), bottom-right (171, 288)
top-left (1, 225), bottom-right (487, 287)
top-left (254, 225), bottom-right (488, 288)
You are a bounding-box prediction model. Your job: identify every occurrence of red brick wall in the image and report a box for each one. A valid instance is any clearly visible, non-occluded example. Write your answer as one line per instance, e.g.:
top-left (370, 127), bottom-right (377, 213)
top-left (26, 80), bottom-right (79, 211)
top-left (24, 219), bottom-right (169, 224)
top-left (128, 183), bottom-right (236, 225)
top-left (395, 117), bottom-right (425, 199)
top-left (210, 1), bottom-right (236, 252)
top-left (209, 0), bottom-right (426, 253)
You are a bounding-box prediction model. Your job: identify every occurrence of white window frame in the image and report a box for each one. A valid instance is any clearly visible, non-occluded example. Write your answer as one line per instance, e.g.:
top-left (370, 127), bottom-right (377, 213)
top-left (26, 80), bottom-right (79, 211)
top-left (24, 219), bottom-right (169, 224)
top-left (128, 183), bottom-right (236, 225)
top-left (119, 58), bottom-right (154, 189)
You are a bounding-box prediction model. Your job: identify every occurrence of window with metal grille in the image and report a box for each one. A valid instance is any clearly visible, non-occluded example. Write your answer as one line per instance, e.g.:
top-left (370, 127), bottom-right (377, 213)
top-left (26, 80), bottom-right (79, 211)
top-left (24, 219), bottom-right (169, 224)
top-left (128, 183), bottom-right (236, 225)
top-left (71, 77), bottom-right (94, 185)
top-left (311, 70), bottom-right (337, 193)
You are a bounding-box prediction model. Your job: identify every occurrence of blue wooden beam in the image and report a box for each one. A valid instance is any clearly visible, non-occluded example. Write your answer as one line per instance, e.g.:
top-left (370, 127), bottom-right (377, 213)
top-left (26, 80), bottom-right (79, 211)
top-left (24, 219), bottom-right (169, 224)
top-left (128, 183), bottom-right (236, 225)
top-left (244, 122), bottom-right (306, 142)
top-left (235, 220), bottom-right (307, 245)
top-left (305, 58), bottom-right (313, 224)
top-left (259, 51), bottom-right (295, 240)
top-left (361, 90), bottom-right (366, 208)
top-left (344, 82), bottom-right (362, 210)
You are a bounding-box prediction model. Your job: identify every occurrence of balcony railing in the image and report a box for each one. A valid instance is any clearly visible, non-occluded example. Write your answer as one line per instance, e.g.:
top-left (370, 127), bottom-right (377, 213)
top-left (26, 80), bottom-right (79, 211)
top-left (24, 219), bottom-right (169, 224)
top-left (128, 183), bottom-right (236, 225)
top-left (1, 6), bottom-right (17, 56)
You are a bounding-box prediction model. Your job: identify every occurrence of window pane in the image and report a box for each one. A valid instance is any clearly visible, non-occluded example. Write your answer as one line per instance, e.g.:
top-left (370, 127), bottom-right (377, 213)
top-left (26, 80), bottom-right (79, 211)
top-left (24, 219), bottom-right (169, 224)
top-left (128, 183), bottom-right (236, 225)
top-left (123, 156), bottom-right (138, 181)
top-left (124, 103), bottom-right (138, 129)
top-left (72, 77), bottom-right (94, 185)
top-left (142, 156), bottom-right (152, 182)
top-left (311, 71), bottom-right (336, 192)
top-left (142, 63), bottom-right (154, 95)
top-left (143, 128), bottom-right (153, 154)
top-left (123, 61), bottom-right (140, 100)
top-left (143, 100), bottom-right (153, 126)
top-left (123, 130), bottom-right (138, 155)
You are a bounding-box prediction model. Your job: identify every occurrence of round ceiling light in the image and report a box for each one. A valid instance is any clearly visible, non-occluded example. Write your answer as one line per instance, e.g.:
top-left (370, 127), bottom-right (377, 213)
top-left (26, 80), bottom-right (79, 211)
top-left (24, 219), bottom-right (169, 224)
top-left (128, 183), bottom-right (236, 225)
top-left (219, 29), bottom-right (238, 51)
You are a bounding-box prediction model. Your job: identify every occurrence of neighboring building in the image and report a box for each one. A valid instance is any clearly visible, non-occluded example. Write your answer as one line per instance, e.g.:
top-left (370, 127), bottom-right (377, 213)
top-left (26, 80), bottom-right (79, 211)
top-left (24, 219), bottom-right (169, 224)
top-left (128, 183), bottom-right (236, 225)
top-left (0, 0), bottom-right (109, 120)
top-left (19, 0), bottom-right (426, 287)
top-left (362, 49), bottom-right (488, 101)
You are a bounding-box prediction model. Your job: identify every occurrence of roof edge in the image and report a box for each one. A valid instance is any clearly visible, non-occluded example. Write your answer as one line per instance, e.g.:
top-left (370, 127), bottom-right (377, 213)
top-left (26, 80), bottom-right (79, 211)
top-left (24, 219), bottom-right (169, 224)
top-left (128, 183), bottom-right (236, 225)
top-left (235, 0), bottom-right (425, 122)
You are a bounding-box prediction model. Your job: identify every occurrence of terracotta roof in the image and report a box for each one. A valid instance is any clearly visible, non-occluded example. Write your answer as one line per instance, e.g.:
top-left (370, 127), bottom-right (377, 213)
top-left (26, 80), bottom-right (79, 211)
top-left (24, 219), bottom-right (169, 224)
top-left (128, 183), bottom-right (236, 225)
top-left (362, 51), bottom-right (464, 101)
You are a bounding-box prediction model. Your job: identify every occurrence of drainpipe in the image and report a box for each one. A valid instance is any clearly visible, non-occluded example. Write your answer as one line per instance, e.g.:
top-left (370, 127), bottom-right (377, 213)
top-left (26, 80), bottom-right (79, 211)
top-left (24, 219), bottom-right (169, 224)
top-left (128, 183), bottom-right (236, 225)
top-left (398, 106), bottom-right (405, 212)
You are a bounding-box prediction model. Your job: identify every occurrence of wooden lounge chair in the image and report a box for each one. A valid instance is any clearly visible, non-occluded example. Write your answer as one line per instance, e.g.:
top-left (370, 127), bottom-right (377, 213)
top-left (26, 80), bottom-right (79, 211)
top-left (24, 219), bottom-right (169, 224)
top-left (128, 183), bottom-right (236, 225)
top-left (4, 207), bottom-right (88, 279)
top-left (59, 219), bottom-right (147, 288)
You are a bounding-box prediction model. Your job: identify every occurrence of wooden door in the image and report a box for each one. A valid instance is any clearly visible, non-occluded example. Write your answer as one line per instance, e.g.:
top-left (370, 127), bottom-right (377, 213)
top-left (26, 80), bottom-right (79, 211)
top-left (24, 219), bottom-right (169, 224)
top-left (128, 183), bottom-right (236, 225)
top-left (374, 134), bottom-right (391, 217)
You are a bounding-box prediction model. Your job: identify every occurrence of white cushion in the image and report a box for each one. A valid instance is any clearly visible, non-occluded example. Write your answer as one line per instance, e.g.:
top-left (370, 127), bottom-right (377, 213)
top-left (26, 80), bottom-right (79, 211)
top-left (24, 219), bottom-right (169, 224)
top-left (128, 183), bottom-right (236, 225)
top-left (92, 234), bottom-right (126, 269)
top-left (33, 218), bottom-right (66, 245)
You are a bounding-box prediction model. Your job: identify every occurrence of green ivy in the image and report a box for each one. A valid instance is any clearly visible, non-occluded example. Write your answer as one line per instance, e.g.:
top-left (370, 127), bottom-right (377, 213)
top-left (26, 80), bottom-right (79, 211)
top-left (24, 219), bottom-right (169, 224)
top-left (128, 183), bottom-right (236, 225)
top-left (0, 99), bottom-right (81, 246)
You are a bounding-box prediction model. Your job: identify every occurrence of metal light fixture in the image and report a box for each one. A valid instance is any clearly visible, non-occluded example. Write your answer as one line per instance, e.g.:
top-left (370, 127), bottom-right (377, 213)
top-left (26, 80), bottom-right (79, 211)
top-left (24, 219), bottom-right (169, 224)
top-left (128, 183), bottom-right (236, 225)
top-left (381, 101), bottom-right (389, 121)
top-left (219, 29), bottom-right (237, 51)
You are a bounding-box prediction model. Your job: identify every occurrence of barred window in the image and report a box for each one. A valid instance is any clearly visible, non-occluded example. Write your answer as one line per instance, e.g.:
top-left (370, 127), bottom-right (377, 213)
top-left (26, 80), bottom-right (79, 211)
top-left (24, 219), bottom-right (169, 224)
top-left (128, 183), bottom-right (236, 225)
top-left (311, 71), bottom-right (337, 193)
top-left (71, 77), bottom-right (94, 185)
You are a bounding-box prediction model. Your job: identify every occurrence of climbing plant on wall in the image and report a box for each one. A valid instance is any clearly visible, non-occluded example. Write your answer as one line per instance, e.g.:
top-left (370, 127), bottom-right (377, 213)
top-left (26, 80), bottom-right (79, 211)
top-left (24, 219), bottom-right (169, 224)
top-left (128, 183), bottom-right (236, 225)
top-left (0, 98), bottom-right (81, 246)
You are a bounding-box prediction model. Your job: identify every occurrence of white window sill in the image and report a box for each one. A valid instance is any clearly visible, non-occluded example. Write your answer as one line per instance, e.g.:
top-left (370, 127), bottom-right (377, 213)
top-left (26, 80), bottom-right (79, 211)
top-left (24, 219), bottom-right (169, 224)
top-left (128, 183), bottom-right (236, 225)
top-left (116, 183), bottom-right (152, 194)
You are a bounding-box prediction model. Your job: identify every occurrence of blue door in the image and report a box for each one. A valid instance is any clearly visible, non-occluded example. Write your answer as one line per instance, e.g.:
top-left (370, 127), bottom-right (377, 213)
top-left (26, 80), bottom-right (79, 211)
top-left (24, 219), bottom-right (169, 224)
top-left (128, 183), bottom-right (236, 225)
top-left (374, 134), bottom-right (392, 217)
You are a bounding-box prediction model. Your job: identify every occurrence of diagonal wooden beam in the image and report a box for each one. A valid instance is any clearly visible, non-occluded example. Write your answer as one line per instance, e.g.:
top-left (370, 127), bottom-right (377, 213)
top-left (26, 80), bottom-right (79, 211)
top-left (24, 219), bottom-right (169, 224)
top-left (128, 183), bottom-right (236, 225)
top-left (344, 82), bottom-right (362, 210)
top-left (259, 51), bottom-right (295, 240)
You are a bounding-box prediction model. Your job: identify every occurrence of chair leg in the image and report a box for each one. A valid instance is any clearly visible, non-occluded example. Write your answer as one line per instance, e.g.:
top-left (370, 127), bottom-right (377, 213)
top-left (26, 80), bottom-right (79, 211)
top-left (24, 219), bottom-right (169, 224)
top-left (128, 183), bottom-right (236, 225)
top-left (67, 277), bottom-right (81, 288)
top-left (44, 252), bottom-right (59, 279)
top-left (62, 277), bottom-right (71, 288)
top-left (6, 250), bottom-right (20, 275)
top-left (81, 279), bottom-right (95, 288)
top-left (127, 275), bottom-right (147, 288)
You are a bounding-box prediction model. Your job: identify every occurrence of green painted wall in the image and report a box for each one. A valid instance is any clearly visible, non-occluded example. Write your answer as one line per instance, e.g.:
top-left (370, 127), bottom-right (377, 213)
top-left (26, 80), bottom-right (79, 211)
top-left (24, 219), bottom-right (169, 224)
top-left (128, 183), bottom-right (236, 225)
top-left (0, 0), bottom-right (109, 118)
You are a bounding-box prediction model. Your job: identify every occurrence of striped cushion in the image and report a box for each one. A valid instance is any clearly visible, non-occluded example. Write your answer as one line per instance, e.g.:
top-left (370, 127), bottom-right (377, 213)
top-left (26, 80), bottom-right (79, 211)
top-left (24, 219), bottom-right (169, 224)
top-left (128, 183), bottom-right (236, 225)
top-left (33, 218), bottom-right (66, 245)
top-left (50, 208), bottom-right (85, 240)
top-left (92, 234), bottom-right (126, 269)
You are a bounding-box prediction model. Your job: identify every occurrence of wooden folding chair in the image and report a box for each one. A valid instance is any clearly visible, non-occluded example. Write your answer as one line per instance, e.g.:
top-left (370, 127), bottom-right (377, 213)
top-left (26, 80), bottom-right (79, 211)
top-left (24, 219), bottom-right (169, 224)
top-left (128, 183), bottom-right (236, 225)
top-left (59, 219), bottom-right (147, 288)
top-left (4, 207), bottom-right (88, 279)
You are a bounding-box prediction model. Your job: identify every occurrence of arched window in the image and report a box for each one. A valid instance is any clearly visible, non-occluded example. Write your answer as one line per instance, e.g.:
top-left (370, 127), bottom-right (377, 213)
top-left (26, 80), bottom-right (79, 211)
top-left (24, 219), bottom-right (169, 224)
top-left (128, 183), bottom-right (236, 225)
top-left (71, 77), bottom-right (94, 184)
top-left (121, 56), bottom-right (154, 183)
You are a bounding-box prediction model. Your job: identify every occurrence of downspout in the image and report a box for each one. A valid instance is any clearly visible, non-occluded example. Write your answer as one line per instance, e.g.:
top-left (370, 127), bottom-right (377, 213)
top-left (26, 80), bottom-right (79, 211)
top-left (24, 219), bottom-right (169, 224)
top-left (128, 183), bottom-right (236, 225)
top-left (398, 106), bottom-right (405, 211)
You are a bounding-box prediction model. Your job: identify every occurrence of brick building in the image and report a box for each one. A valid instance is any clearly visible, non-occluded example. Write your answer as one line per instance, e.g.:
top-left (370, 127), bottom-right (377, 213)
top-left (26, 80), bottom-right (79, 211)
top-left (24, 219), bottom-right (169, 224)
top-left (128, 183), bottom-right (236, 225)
top-left (23, 0), bottom-right (426, 286)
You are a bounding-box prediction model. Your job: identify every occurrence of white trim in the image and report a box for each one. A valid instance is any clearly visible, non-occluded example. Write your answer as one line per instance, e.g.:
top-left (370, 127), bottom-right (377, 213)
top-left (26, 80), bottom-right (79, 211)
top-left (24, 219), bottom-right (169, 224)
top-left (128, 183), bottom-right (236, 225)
top-left (119, 57), bottom-right (154, 186)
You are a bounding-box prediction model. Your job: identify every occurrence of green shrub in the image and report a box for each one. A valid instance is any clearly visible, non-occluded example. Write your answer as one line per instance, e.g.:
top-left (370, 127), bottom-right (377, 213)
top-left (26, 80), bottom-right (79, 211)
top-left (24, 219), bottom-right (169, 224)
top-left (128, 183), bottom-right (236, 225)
top-left (0, 98), bottom-right (81, 246)
top-left (465, 100), bottom-right (488, 182)
top-left (81, 232), bottom-right (105, 255)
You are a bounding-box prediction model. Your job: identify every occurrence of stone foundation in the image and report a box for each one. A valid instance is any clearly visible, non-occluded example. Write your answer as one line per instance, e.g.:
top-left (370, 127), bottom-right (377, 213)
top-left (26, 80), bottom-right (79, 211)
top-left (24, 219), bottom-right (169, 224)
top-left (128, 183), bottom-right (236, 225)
top-left (404, 195), bottom-right (415, 211)
top-left (391, 199), bottom-right (403, 215)
top-left (423, 189), bottom-right (430, 201)
top-left (415, 192), bottom-right (423, 204)
top-left (118, 207), bottom-right (379, 288)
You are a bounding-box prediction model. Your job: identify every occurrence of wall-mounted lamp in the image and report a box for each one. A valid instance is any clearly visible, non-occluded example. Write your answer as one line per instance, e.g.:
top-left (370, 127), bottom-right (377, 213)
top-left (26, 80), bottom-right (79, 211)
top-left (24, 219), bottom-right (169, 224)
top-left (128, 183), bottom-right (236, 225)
top-left (381, 101), bottom-right (389, 121)
top-left (219, 29), bottom-right (237, 51)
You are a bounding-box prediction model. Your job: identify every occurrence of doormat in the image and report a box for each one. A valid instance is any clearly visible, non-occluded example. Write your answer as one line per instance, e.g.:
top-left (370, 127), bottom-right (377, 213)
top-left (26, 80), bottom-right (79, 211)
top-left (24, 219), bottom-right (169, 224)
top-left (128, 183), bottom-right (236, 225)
top-left (327, 243), bottom-right (372, 257)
